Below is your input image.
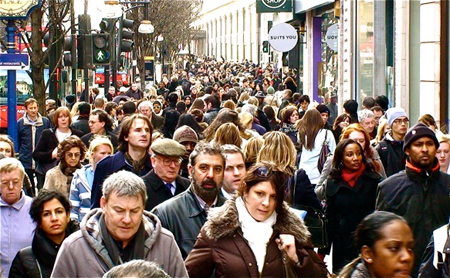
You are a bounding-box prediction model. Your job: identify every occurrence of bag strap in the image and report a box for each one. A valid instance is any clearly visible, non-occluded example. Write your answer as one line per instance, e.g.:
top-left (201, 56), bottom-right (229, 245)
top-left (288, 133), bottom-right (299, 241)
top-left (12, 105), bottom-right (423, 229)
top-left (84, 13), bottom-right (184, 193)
top-left (292, 169), bottom-right (298, 206)
top-left (322, 130), bottom-right (328, 146)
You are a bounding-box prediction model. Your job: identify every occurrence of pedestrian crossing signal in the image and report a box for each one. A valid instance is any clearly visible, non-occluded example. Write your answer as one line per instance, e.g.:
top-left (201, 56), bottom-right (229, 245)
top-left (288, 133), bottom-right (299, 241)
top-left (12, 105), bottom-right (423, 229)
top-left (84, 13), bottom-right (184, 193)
top-left (92, 33), bottom-right (110, 65)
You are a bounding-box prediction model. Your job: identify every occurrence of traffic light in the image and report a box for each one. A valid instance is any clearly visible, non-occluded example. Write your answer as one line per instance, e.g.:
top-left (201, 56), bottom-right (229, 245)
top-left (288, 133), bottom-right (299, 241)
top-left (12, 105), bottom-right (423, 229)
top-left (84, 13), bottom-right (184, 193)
top-left (92, 33), bottom-right (110, 65)
top-left (120, 19), bottom-right (134, 52)
top-left (262, 41), bottom-right (269, 53)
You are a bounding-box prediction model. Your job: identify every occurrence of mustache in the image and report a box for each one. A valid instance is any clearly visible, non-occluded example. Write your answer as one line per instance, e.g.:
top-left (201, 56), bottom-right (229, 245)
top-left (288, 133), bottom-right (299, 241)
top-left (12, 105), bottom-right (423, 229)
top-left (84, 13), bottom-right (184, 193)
top-left (201, 179), bottom-right (217, 187)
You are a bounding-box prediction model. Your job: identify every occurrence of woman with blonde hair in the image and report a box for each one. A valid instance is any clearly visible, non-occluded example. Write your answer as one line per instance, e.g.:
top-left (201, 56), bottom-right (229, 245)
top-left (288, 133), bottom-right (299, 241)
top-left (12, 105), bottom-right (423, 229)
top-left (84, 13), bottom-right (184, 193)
top-left (43, 135), bottom-right (87, 198)
top-left (239, 112), bottom-right (260, 138)
top-left (188, 98), bottom-right (206, 113)
top-left (297, 109), bottom-right (336, 185)
top-left (222, 99), bottom-right (236, 110)
top-left (69, 136), bottom-right (113, 221)
top-left (243, 136), bottom-right (264, 169)
top-left (436, 134), bottom-right (450, 174)
top-left (204, 108), bottom-right (253, 141)
top-left (0, 134), bottom-right (15, 157)
top-left (257, 131), bottom-right (296, 176)
top-left (213, 123), bottom-right (244, 149)
top-left (374, 117), bottom-right (390, 145)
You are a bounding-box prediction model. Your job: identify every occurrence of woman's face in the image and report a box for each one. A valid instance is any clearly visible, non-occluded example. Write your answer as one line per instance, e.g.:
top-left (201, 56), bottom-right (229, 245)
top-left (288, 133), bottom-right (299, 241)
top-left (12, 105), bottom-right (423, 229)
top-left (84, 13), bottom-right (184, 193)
top-left (366, 220), bottom-right (414, 278)
top-left (153, 104), bottom-right (161, 114)
top-left (65, 147), bottom-right (81, 168)
top-left (342, 143), bottom-right (363, 171)
top-left (0, 141), bottom-right (13, 157)
top-left (92, 144), bottom-right (112, 167)
top-left (185, 98), bottom-right (191, 105)
top-left (339, 117), bottom-right (350, 129)
top-left (244, 181), bottom-right (277, 222)
top-left (57, 113), bottom-right (70, 129)
top-left (289, 110), bottom-right (299, 124)
top-left (436, 142), bottom-right (450, 171)
top-left (39, 198), bottom-right (70, 241)
top-left (348, 131), bottom-right (366, 151)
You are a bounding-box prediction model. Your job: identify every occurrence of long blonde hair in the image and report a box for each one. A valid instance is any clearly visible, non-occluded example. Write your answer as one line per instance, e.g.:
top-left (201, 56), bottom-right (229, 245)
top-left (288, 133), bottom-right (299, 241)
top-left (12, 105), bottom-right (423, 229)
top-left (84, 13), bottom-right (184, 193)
top-left (257, 131), bottom-right (296, 176)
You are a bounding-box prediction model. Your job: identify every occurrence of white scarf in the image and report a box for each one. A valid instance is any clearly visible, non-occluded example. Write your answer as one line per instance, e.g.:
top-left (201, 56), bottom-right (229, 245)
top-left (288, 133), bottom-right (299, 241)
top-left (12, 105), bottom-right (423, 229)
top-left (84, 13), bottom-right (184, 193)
top-left (236, 197), bottom-right (277, 274)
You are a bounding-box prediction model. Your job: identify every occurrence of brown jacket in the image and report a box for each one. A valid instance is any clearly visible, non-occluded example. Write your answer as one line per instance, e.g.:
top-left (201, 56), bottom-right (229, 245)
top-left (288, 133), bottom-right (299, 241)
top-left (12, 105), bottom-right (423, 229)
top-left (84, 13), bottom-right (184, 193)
top-left (185, 199), bottom-right (327, 278)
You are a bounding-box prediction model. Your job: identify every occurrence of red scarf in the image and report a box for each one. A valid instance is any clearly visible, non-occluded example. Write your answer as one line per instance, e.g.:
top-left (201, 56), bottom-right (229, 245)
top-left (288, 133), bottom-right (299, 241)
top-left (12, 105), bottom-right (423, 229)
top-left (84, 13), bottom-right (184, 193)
top-left (341, 163), bottom-right (366, 187)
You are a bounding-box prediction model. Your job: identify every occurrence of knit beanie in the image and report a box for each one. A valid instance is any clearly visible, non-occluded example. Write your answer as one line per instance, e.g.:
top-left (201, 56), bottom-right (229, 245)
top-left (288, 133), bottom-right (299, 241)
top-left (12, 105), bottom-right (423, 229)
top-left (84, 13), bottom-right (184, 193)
top-left (403, 122), bottom-right (439, 151)
top-left (386, 107), bottom-right (408, 126)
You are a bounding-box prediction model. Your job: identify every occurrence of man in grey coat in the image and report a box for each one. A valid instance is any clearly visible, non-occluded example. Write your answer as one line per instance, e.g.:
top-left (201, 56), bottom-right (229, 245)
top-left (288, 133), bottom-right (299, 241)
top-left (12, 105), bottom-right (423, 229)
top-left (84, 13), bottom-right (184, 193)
top-left (51, 170), bottom-right (187, 277)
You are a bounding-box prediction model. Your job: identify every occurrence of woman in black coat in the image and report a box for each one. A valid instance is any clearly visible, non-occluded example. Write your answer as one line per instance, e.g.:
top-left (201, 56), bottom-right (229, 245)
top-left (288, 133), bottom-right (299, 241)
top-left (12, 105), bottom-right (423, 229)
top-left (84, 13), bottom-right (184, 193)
top-left (319, 139), bottom-right (382, 273)
top-left (33, 107), bottom-right (84, 189)
top-left (9, 190), bottom-right (79, 278)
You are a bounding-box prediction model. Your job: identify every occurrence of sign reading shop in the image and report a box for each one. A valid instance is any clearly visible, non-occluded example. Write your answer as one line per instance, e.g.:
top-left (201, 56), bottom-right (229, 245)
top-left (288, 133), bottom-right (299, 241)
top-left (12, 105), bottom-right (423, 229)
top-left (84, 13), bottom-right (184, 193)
top-left (256, 0), bottom-right (292, 13)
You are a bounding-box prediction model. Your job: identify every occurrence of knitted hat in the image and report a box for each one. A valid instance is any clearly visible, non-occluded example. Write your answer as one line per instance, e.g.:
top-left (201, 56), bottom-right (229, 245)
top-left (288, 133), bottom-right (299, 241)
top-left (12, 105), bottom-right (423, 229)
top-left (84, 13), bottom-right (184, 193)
top-left (403, 122), bottom-right (439, 151)
top-left (386, 107), bottom-right (408, 126)
top-left (173, 125), bottom-right (198, 144)
top-left (316, 104), bottom-right (330, 115)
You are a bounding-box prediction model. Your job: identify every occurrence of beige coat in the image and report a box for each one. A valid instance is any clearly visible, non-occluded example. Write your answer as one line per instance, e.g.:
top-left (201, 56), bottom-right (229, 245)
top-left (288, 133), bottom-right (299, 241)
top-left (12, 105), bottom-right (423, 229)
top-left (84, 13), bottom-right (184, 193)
top-left (43, 165), bottom-right (69, 198)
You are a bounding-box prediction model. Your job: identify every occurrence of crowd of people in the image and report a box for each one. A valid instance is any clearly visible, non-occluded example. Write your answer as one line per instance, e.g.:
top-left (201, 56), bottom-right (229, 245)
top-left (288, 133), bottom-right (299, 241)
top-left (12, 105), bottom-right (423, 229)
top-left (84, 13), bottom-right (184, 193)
top-left (2, 58), bottom-right (450, 277)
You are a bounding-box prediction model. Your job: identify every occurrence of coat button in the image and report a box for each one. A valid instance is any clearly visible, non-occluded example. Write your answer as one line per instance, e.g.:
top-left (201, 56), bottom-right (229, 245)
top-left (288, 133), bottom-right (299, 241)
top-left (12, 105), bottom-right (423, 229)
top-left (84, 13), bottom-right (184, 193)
top-left (248, 263), bottom-right (252, 267)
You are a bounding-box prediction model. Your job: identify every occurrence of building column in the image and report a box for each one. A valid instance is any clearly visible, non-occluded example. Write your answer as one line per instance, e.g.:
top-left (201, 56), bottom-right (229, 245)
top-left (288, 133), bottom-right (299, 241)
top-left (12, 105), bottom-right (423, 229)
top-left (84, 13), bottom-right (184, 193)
top-left (227, 13), bottom-right (232, 61)
top-left (339, 0), bottom-right (354, 107)
top-left (394, 0), bottom-right (410, 110)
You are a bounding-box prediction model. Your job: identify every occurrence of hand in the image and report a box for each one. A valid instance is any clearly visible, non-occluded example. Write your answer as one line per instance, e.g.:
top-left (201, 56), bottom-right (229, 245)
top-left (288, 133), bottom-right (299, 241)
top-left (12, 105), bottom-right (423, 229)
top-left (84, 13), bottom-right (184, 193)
top-left (276, 234), bottom-right (299, 264)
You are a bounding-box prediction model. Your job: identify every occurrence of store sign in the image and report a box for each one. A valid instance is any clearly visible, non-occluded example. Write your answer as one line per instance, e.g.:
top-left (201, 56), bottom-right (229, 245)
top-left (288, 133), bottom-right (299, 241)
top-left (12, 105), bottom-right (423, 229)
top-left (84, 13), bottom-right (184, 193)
top-left (268, 23), bottom-right (298, 52)
top-left (294, 0), bottom-right (333, 14)
top-left (256, 0), bottom-right (292, 13)
top-left (325, 24), bottom-right (339, 51)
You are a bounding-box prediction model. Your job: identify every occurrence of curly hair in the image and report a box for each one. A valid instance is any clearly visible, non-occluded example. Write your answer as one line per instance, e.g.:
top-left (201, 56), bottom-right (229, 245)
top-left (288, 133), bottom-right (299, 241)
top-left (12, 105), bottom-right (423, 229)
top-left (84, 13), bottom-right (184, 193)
top-left (57, 136), bottom-right (87, 170)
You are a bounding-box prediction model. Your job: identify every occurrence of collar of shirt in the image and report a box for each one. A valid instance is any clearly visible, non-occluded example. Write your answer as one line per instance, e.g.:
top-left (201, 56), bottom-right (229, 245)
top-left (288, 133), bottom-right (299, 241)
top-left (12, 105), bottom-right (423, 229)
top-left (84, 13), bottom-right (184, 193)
top-left (194, 192), bottom-right (218, 212)
top-left (220, 188), bottom-right (233, 200)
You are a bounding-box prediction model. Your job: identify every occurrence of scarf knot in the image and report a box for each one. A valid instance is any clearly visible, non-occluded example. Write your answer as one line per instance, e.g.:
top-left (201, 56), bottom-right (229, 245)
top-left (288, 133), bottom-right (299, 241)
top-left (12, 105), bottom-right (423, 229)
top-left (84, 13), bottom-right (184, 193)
top-left (341, 163), bottom-right (366, 187)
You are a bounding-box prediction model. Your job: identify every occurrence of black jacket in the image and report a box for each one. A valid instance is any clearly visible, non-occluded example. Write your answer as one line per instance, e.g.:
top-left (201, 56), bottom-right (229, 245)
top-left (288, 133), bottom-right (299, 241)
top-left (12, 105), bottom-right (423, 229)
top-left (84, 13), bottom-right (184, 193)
top-left (81, 130), bottom-right (118, 151)
top-left (375, 133), bottom-right (406, 177)
top-left (152, 187), bottom-right (227, 259)
top-left (9, 221), bottom-right (79, 278)
top-left (322, 168), bottom-right (381, 273)
top-left (142, 169), bottom-right (190, 211)
top-left (377, 159), bottom-right (450, 277)
top-left (289, 169), bottom-right (323, 211)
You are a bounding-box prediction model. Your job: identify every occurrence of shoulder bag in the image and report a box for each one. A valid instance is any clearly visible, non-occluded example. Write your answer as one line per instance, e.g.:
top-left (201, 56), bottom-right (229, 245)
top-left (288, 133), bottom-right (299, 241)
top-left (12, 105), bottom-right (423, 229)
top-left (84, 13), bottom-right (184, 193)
top-left (317, 130), bottom-right (331, 173)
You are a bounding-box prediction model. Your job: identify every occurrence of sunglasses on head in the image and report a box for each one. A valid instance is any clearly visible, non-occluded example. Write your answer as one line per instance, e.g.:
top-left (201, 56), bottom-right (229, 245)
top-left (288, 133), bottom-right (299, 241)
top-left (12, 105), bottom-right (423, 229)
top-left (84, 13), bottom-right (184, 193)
top-left (254, 166), bottom-right (274, 178)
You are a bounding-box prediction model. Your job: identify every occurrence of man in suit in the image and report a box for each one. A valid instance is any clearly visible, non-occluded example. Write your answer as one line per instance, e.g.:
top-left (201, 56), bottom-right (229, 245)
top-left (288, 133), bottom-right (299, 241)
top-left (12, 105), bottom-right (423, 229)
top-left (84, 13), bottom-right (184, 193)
top-left (142, 138), bottom-right (190, 211)
top-left (138, 101), bottom-right (165, 131)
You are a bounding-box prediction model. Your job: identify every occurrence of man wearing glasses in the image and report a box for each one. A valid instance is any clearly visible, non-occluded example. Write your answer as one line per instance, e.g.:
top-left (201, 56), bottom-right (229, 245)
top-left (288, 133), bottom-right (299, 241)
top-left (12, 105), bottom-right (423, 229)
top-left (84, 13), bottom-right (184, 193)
top-left (81, 109), bottom-right (118, 150)
top-left (376, 107), bottom-right (409, 177)
top-left (0, 158), bottom-right (35, 277)
top-left (142, 138), bottom-right (190, 211)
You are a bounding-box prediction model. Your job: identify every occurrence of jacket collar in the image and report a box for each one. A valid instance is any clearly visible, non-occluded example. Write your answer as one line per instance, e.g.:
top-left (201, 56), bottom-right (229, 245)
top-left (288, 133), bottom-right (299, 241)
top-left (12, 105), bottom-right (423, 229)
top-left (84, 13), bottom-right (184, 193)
top-left (405, 158), bottom-right (441, 182)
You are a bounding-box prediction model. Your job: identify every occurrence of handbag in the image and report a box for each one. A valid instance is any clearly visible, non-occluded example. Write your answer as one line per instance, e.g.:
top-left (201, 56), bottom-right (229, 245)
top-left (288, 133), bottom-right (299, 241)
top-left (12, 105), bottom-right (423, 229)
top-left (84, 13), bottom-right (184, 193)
top-left (317, 130), bottom-right (331, 173)
top-left (281, 250), bottom-right (299, 278)
top-left (292, 170), bottom-right (328, 249)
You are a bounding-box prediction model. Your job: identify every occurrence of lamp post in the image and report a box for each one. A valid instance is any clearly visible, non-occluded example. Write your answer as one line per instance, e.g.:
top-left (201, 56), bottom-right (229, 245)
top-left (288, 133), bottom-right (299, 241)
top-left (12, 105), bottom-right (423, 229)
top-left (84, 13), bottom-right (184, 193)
top-left (103, 0), bottom-right (154, 89)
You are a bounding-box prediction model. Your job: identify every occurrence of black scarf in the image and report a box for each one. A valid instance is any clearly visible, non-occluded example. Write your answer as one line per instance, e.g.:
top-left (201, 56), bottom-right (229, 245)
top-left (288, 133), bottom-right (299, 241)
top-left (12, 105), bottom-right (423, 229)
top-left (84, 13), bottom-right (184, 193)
top-left (99, 214), bottom-right (145, 266)
top-left (124, 152), bottom-right (148, 174)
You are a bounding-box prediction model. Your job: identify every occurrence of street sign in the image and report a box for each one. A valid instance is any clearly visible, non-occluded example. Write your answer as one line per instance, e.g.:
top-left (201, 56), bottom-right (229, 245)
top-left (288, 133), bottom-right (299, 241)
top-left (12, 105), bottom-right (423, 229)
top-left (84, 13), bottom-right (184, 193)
top-left (0, 53), bottom-right (30, 70)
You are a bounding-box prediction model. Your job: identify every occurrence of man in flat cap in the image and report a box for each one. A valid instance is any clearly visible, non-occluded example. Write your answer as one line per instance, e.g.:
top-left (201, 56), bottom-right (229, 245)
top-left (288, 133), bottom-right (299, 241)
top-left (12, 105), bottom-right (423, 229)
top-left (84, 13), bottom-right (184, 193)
top-left (142, 138), bottom-right (190, 211)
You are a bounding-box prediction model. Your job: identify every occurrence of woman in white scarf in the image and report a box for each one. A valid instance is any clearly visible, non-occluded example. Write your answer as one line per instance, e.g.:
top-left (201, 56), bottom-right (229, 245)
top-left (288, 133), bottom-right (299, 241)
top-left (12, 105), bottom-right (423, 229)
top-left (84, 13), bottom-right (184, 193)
top-left (185, 162), bottom-right (327, 278)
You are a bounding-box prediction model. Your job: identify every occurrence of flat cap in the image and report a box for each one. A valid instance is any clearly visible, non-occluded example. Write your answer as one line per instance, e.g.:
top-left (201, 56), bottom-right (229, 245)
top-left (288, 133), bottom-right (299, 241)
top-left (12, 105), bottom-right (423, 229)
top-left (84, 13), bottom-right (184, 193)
top-left (151, 138), bottom-right (186, 157)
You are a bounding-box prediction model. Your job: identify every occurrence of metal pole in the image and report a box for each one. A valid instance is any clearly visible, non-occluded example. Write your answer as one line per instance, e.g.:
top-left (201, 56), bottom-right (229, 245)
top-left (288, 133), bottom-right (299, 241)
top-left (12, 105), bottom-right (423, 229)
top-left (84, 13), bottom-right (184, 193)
top-left (6, 20), bottom-right (18, 149)
top-left (71, 0), bottom-right (77, 96)
top-left (113, 15), bottom-right (123, 89)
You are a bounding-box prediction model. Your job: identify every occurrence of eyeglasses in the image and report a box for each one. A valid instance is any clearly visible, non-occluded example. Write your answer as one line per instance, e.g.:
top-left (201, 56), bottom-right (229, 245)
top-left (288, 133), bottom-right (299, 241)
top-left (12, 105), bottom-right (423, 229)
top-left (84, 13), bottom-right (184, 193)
top-left (1, 179), bottom-right (22, 188)
top-left (66, 152), bottom-right (81, 159)
top-left (393, 118), bottom-right (409, 125)
top-left (154, 156), bottom-right (183, 166)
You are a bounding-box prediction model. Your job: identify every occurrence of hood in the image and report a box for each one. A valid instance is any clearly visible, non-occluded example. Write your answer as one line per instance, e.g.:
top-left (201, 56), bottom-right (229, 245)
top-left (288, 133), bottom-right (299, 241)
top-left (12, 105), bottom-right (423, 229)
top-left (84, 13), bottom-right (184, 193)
top-left (203, 199), bottom-right (310, 245)
top-left (81, 208), bottom-right (162, 269)
top-left (384, 132), bottom-right (404, 144)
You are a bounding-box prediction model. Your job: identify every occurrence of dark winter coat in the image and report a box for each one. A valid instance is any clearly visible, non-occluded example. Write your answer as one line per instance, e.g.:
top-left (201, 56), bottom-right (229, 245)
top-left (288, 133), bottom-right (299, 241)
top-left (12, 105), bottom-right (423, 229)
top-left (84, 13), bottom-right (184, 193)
top-left (322, 168), bottom-right (381, 273)
top-left (9, 221), bottom-right (79, 278)
top-left (375, 132), bottom-right (406, 177)
top-left (185, 199), bottom-right (328, 278)
top-left (142, 169), bottom-right (190, 211)
top-left (376, 159), bottom-right (450, 277)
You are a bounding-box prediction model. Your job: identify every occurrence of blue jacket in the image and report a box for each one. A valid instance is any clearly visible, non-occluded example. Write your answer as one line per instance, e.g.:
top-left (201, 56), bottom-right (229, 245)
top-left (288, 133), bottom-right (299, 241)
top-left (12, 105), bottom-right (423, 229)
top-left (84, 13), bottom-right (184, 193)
top-left (17, 113), bottom-right (51, 169)
top-left (90, 151), bottom-right (152, 208)
top-left (69, 165), bottom-right (93, 222)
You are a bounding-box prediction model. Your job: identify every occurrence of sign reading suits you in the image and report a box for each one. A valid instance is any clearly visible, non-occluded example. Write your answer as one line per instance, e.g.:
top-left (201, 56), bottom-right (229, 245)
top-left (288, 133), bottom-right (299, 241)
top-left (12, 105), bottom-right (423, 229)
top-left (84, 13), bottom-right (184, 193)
top-left (268, 23), bottom-right (298, 52)
top-left (256, 0), bottom-right (292, 13)
top-left (326, 24), bottom-right (339, 51)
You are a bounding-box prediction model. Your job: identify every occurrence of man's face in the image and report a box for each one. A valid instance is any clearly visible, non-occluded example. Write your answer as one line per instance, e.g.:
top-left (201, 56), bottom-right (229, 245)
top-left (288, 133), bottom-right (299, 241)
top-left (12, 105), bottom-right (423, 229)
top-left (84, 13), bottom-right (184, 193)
top-left (223, 153), bottom-right (246, 194)
top-left (158, 82), bottom-right (165, 89)
top-left (101, 192), bottom-right (144, 248)
top-left (180, 141), bottom-right (196, 160)
top-left (131, 84), bottom-right (138, 91)
top-left (360, 117), bottom-right (375, 133)
top-left (151, 155), bottom-right (182, 183)
top-left (89, 114), bottom-right (105, 134)
top-left (125, 119), bottom-right (151, 151)
top-left (1, 168), bottom-right (23, 205)
top-left (405, 137), bottom-right (437, 170)
top-left (139, 105), bottom-right (152, 118)
top-left (108, 88), bottom-right (116, 96)
top-left (373, 110), bottom-right (384, 126)
top-left (189, 153), bottom-right (224, 203)
top-left (391, 117), bottom-right (409, 138)
top-left (26, 102), bottom-right (38, 119)
top-left (300, 101), bottom-right (309, 111)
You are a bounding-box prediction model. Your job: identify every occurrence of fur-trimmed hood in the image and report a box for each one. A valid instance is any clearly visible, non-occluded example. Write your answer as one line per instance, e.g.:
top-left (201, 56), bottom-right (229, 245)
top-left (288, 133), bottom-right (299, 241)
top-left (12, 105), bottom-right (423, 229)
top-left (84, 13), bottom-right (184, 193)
top-left (203, 198), bottom-right (310, 244)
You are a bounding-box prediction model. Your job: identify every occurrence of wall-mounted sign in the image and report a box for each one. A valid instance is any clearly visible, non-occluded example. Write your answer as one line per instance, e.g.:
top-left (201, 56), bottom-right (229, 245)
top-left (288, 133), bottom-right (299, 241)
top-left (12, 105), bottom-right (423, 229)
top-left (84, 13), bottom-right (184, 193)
top-left (0, 0), bottom-right (42, 20)
top-left (325, 23), bottom-right (339, 51)
top-left (256, 0), bottom-right (292, 13)
top-left (268, 23), bottom-right (298, 52)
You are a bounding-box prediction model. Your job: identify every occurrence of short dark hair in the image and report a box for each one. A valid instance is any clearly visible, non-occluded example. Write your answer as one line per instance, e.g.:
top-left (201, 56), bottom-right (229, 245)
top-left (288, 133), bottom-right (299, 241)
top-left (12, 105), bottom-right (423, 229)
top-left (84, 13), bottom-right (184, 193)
top-left (78, 102), bottom-right (91, 116)
top-left (122, 101), bottom-right (136, 115)
top-left (362, 96), bottom-right (375, 109)
top-left (204, 95), bottom-right (220, 109)
top-left (29, 189), bottom-right (71, 226)
top-left (118, 114), bottom-right (153, 152)
top-left (299, 94), bottom-right (310, 103)
top-left (91, 109), bottom-right (113, 131)
top-left (24, 98), bottom-right (38, 108)
top-left (105, 102), bottom-right (118, 115)
top-left (188, 141), bottom-right (224, 168)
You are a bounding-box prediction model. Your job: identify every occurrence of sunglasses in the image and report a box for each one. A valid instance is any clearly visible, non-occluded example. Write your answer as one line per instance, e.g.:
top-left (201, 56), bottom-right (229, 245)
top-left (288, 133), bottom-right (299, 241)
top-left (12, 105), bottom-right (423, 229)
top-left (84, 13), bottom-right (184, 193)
top-left (254, 166), bottom-right (274, 178)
